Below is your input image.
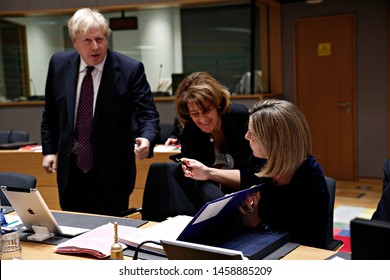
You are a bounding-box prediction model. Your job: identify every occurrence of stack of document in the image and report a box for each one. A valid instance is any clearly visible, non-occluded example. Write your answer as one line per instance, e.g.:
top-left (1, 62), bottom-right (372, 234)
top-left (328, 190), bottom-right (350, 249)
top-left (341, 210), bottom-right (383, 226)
top-left (118, 215), bottom-right (192, 256)
top-left (2, 214), bottom-right (23, 233)
top-left (54, 223), bottom-right (128, 259)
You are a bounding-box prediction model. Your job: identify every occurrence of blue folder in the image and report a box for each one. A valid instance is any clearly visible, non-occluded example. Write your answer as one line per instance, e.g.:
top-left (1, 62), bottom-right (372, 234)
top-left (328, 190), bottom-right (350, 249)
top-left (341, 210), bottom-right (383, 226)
top-left (220, 231), bottom-right (292, 260)
top-left (176, 184), bottom-right (292, 259)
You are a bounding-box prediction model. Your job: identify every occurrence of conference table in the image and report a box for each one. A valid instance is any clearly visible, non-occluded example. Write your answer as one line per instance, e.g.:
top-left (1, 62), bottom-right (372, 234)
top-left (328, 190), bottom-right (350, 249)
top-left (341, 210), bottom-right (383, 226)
top-left (20, 234), bottom-right (336, 261)
top-left (20, 241), bottom-right (336, 260)
top-left (19, 227), bottom-right (336, 261)
top-left (12, 209), bottom-right (337, 261)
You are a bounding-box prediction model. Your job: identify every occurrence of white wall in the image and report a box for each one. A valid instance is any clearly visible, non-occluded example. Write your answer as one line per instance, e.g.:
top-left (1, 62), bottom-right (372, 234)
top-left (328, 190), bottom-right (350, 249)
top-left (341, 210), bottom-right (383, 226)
top-left (109, 7), bottom-right (182, 93)
top-left (138, 7), bottom-right (182, 93)
top-left (4, 8), bottom-right (183, 96)
top-left (6, 16), bottom-right (67, 96)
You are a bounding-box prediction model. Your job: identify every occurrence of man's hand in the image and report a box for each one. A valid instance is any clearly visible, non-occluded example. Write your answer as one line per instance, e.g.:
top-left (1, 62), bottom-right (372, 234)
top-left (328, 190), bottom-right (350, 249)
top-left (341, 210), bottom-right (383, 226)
top-left (134, 137), bottom-right (150, 160)
top-left (42, 154), bottom-right (57, 174)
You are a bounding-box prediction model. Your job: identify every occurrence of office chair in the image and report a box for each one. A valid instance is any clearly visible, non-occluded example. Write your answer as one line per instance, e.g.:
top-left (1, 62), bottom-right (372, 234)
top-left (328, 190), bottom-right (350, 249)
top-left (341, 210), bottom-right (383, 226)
top-left (0, 130), bottom-right (29, 144)
top-left (159, 123), bottom-right (175, 144)
top-left (324, 176), bottom-right (344, 251)
top-left (114, 207), bottom-right (143, 218)
top-left (142, 162), bottom-right (197, 222)
top-left (0, 172), bottom-right (37, 206)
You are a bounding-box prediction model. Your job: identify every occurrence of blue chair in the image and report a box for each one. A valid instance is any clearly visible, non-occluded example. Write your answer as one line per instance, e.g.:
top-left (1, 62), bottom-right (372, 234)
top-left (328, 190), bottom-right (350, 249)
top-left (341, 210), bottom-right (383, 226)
top-left (0, 130), bottom-right (29, 144)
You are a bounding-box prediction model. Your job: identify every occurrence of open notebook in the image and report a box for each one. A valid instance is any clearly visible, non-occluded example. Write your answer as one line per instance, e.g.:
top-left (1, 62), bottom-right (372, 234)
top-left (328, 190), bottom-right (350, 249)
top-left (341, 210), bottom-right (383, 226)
top-left (1, 186), bottom-right (88, 240)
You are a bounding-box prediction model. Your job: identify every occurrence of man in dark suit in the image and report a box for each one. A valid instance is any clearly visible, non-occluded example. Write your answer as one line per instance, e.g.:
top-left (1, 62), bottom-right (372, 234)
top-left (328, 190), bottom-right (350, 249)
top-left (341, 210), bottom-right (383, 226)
top-left (41, 8), bottom-right (160, 216)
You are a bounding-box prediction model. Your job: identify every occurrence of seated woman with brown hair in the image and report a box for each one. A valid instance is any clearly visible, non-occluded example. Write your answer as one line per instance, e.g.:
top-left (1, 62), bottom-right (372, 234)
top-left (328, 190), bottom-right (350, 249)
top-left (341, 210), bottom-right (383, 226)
top-left (142, 72), bottom-right (252, 222)
top-left (173, 71), bottom-right (252, 211)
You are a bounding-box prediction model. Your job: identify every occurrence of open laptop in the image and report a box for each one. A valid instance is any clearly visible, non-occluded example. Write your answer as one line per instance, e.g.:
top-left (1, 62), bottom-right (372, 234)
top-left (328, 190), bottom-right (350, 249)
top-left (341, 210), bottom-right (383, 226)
top-left (1, 186), bottom-right (88, 240)
top-left (160, 239), bottom-right (246, 260)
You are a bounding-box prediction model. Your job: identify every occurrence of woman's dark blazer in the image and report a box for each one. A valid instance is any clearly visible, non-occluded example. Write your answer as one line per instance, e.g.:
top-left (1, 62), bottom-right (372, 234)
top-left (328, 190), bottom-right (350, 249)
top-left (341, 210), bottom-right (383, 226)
top-left (179, 103), bottom-right (251, 169)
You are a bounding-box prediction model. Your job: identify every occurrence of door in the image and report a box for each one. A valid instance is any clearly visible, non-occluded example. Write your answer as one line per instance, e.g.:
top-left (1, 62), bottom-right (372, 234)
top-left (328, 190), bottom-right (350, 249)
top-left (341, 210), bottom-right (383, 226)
top-left (294, 14), bottom-right (356, 180)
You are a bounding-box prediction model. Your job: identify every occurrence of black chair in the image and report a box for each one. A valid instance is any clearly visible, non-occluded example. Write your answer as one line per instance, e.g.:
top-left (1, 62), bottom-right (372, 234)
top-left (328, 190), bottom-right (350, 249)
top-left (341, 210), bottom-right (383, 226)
top-left (324, 176), bottom-right (344, 251)
top-left (0, 130), bottom-right (29, 144)
top-left (159, 123), bottom-right (174, 144)
top-left (0, 172), bottom-right (37, 206)
top-left (142, 162), bottom-right (197, 222)
top-left (114, 206), bottom-right (143, 218)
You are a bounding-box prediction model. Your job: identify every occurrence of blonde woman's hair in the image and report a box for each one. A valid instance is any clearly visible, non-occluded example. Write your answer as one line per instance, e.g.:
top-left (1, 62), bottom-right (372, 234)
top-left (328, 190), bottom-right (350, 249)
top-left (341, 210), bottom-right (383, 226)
top-left (68, 8), bottom-right (111, 41)
top-left (249, 99), bottom-right (312, 178)
top-left (175, 72), bottom-right (231, 125)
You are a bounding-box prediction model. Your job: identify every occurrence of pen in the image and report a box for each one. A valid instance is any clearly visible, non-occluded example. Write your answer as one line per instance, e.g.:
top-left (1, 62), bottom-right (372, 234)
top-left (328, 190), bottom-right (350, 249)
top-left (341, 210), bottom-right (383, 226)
top-left (175, 158), bottom-right (188, 168)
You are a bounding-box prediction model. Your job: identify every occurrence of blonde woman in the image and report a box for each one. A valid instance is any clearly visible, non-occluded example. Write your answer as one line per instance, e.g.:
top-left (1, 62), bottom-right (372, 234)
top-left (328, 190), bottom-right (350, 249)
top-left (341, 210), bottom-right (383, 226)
top-left (181, 99), bottom-right (330, 249)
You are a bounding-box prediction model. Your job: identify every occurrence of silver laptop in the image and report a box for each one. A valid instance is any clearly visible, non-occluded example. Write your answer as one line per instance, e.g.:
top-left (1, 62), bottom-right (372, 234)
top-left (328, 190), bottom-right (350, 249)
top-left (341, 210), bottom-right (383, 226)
top-left (1, 186), bottom-right (88, 239)
top-left (160, 239), bottom-right (246, 260)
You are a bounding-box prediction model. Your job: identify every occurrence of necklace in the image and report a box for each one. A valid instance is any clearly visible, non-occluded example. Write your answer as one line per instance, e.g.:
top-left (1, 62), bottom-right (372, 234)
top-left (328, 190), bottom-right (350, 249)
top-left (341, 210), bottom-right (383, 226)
top-left (209, 135), bottom-right (214, 142)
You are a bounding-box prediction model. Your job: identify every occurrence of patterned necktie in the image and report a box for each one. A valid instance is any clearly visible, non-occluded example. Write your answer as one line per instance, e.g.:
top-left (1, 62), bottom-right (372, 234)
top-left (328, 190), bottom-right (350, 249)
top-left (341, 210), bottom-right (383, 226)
top-left (75, 66), bottom-right (95, 173)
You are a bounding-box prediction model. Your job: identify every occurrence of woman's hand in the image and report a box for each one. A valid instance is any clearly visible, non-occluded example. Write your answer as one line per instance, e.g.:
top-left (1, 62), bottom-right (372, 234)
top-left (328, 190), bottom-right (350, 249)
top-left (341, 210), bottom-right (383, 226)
top-left (165, 137), bottom-right (179, 146)
top-left (180, 157), bottom-right (210, 180)
top-left (238, 191), bottom-right (262, 227)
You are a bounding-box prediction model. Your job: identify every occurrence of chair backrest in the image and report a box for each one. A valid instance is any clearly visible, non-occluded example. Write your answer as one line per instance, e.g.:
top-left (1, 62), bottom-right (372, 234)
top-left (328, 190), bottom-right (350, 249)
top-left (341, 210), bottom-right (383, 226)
top-left (324, 176), bottom-right (343, 250)
top-left (0, 172), bottom-right (37, 206)
top-left (0, 130), bottom-right (29, 144)
top-left (142, 162), bottom-right (196, 222)
top-left (159, 123), bottom-right (174, 144)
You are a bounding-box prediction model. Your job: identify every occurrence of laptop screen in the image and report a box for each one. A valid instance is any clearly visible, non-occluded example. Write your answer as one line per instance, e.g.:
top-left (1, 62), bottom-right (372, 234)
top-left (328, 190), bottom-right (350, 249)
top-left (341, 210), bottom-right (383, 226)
top-left (1, 186), bottom-right (87, 237)
top-left (171, 73), bottom-right (189, 96)
top-left (160, 239), bottom-right (245, 260)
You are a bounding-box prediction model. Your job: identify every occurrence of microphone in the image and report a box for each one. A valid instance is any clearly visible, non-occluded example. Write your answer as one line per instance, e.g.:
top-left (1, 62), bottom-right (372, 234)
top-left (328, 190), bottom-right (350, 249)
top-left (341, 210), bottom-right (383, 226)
top-left (215, 60), bottom-right (219, 79)
top-left (30, 78), bottom-right (37, 96)
top-left (156, 64), bottom-right (163, 92)
top-left (159, 64), bottom-right (163, 79)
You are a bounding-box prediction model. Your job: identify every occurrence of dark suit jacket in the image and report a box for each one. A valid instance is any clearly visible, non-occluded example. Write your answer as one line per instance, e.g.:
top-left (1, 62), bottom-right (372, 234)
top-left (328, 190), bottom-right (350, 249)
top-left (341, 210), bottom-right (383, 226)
top-left (41, 49), bottom-right (160, 200)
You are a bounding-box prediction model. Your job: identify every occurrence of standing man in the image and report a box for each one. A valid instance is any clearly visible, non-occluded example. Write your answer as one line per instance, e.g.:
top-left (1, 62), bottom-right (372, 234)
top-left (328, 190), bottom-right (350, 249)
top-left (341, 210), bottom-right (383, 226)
top-left (41, 8), bottom-right (160, 216)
